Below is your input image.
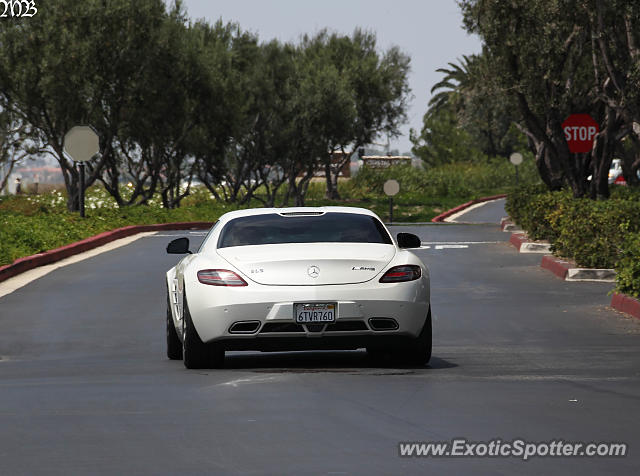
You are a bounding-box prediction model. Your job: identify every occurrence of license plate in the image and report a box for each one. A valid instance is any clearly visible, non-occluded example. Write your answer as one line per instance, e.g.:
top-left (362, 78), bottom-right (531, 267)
top-left (295, 303), bottom-right (336, 323)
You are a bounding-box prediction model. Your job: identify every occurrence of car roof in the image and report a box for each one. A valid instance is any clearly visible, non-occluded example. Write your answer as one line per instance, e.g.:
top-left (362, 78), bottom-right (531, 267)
top-left (216, 206), bottom-right (380, 224)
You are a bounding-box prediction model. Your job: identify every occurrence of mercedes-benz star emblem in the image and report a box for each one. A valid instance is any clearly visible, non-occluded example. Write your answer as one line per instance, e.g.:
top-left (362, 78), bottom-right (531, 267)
top-left (307, 265), bottom-right (320, 278)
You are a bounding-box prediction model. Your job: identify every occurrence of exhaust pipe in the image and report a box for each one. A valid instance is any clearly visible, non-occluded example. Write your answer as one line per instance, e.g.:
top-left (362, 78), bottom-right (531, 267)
top-left (228, 321), bottom-right (261, 334)
top-left (368, 318), bottom-right (399, 331)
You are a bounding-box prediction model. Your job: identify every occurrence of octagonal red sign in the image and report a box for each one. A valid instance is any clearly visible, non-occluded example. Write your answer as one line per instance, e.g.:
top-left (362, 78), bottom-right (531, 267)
top-left (562, 114), bottom-right (600, 153)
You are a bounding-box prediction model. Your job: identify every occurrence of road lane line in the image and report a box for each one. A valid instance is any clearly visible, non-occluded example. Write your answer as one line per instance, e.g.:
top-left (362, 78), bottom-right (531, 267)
top-left (218, 375), bottom-right (284, 387)
top-left (0, 232), bottom-right (157, 299)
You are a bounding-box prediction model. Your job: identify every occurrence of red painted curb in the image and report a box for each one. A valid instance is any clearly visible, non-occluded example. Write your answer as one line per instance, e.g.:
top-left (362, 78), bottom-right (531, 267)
top-left (540, 255), bottom-right (573, 280)
top-left (611, 293), bottom-right (640, 319)
top-left (509, 233), bottom-right (527, 251)
top-left (0, 221), bottom-right (213, 283)
top-left (431, 194), bottom-right (507, 222)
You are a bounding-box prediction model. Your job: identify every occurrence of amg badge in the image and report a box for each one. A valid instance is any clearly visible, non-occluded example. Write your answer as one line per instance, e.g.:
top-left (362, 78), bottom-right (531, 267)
top-left (352, 266), bottom-right (375, 271)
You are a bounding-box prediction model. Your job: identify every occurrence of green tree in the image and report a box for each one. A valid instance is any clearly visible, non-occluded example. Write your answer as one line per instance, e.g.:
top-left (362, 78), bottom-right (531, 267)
top-left (588, 0), bottom-right (640, 188)
top-left (91, 0), bottom-right (178, 207)
top-left (460, 0), bottom-right (640, 198)
top-left (428, 55), bottom-right (475, 114)
top-left (0, 96), bottom-right (38, 193)
top-left (414, 52), bottom-right (524, 163)
top-left (296, 30), bottom-right (411, 200)
top-left (136, 9), bottom-right (236, 209)
top-left (0, 0), bottom-right (172, 210)
top-left (411, 104), bottom-right (486, 166)
top-left (197, 32), bottom-right (284, 205)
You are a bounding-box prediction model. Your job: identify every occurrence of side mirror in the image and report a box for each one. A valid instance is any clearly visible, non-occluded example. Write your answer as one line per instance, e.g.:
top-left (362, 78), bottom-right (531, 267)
top-left (167, 237), bottom-right (191, 254)
top-left (397, 232), bottom-right (421, 249)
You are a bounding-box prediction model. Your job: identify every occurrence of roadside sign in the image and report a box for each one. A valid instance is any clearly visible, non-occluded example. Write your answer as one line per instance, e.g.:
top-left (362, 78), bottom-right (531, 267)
top-left (562, 114), bottom-right (599, 153)
top-left (383, 179), bottom-right (399, 224)
top-left (383, 179), bottom-right (400, 196)
top-left (63, 125), bottom-right (99, 219)
top-left (64, 126), bottom-right (99, 162)
top-left (510, 153), bottom-right (523, 185)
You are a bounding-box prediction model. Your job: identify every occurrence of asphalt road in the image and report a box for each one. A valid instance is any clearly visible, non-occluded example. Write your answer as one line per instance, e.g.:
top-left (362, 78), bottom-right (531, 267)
top-left (1, 200), bottom-right (639, 475)
top-left (449, 197), bottom-right (509, 224)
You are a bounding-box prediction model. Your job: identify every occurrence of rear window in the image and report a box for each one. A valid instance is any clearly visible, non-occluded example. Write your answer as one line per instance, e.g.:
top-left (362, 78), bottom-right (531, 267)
top-left (218, 212), bottom-right (392, 248)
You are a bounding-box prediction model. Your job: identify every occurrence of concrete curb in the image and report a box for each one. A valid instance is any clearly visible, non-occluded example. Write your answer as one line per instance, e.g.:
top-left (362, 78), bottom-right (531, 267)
top-left (0, 221), bottom-right (213, 283)
top-left (431, 194), bottom-right (507, 223)
top-left (538, 255), bottom-right (616, 282)
top-left (506, 224), bottom-right (616, 281)
top-left (509, 233), bottom-right (528, 250)
top-left (509, 233), bottom-right (552, 253)
top-left (611, 293), bottom-right (640, 319)
top-left (566, 268), bottom-right (616, 282)
top-left (540, 255), bottom-right (573, 280)
top-left (501, 220), bottom-right (522, 232)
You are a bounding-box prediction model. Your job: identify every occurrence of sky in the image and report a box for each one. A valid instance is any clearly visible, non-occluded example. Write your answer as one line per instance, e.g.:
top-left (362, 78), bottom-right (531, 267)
top-left (179, 0), bottom-right (483, 154)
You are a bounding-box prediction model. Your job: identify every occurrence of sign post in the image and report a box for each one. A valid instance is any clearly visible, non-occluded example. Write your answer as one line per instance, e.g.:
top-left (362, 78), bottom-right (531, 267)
top-left (63, 126), bottom-right (99, 218)
top-left (383, 179), bottom-right (400, 224)
top-left (509, 152), bottom-right (523, 185)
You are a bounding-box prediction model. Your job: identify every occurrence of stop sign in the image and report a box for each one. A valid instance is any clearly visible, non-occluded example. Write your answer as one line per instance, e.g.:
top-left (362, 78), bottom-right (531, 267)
top-left (562, 114), bottom-right (599, 153)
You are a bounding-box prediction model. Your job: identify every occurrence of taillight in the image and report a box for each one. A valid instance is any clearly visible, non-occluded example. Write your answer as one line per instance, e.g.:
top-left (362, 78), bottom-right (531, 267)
top-left (379, 265), bottom-right (421, 283)
top-left (197, 269), bottom-right (248, 286)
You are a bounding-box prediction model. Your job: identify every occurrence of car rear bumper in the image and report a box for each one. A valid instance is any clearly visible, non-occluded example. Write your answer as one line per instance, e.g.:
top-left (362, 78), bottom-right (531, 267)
top-left (184, 278), bottom-right (429, 345)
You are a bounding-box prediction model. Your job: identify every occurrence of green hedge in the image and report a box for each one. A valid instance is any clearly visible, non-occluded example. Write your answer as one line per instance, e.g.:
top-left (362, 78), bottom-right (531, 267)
top-left (617, 232), bottom-right (640, 298)
top-left (505, 186), bottom-right (640, 297)
top-left (505, 184), bottom-right (569, 242)
top-left (351, 159), bottom-right (540, 200)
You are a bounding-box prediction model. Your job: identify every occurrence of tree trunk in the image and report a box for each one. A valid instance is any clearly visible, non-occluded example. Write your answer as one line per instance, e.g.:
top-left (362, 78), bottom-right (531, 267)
top-left (533, 141), bottom-right (563, 191)
top-left (620, 132), bottom-right (640, 187)
top-left (324, 161), bottom-right (337, 200)
top-left (589, 107), bottom-right (619, 199)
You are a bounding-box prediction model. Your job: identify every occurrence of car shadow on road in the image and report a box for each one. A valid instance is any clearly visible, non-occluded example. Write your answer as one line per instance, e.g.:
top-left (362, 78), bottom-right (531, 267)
top-left (222, 350), bottom-right (457, 373)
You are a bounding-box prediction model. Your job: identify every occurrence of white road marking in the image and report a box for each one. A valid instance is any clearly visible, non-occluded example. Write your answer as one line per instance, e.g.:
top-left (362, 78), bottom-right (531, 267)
top-left (418, 241), bottom-right (501, 251)
top-left (218, 375), bottom-right (283, 387)
top-left (0, 232), bottom-right (157, 299)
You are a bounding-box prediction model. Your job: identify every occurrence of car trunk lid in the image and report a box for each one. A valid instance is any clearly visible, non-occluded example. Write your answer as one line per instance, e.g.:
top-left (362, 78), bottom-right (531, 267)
top-left (216, 242), bottom-right (395, 285)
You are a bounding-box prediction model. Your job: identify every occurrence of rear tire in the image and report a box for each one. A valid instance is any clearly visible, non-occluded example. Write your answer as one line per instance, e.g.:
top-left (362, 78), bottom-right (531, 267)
top-left (399, 306), bottom-right (432, 365)
top-left (166, 293), bottom-right (183, 360)
top-left (182, 293), bottom-right (224, 369)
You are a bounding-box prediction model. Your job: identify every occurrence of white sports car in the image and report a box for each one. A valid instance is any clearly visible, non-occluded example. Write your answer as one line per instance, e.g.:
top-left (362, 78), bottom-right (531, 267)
top-left (165, 207), bottom-right (431, 369)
